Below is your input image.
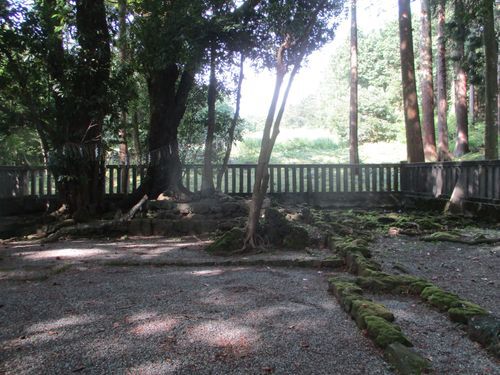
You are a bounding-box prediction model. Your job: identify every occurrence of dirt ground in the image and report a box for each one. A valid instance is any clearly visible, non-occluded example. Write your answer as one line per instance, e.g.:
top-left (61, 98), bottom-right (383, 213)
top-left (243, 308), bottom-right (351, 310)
top-left (0, 233), bottom-right (499, 374)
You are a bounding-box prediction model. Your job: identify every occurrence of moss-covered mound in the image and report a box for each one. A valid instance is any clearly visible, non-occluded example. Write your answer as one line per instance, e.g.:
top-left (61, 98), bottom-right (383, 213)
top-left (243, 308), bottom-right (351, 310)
top-left (264, 207), bottom-right (310, 249)
top-left (206, 228), bottom-right (245, 255)
top-left (351, 300), bottom-right (394, 329)
top-left (365, 316), bottom-right (412, 349)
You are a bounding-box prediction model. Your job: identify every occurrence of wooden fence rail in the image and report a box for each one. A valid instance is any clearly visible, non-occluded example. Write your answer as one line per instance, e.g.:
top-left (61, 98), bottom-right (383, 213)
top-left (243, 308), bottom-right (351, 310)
top-left (1, 161), bottom-right (498, 202)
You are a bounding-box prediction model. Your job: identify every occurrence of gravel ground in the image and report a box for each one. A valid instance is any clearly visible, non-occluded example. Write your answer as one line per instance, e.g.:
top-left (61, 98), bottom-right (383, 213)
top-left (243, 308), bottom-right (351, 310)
top-left (372, 235), bottom-right (500, 315)
top-left (371, 294), bottom-right (500, 374)
top-left (0, 264), bottom-right (391, 375)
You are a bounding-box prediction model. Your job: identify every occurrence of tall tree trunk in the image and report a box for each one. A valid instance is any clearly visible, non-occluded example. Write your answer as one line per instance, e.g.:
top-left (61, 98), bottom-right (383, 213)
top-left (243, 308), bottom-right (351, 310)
top-left (216, 54), bottom-right (245, 191)
top-left (41, 0), bottom-right (111, 217)
top-left (118, 0), bottom-right (129, 192)
top-left (202, 40), bottom-right (217, 194)
top-left (436, 0), bottom-right (452, 161)
top-left (398, 0), bottom-right (425, 163)
top-left (349, 0), bottom-right (359, 167)
top-left (146, 65), bottom-right (194, 198)
top-left (419, 0), bottom-right (437, 161)
top-left (483, 0), bottom-right (498, 160)
top-left (453, 0), bottom-right (470, 157)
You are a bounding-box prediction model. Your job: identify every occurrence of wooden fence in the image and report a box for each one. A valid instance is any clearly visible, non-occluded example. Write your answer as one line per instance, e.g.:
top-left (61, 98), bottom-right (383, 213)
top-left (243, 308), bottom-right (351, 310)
top-left (400, 160), bottom-right (500, 202)
top-left (1, 161), bottom-right (498, 202)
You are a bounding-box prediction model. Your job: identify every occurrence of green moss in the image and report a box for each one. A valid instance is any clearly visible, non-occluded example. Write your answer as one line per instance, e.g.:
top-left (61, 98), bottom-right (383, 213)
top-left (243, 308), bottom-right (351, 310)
top-left (351, 299), bottom-right (394, 329)
top-left (206, 228), bottom-right (244, 255)
top-left (448, 301), bottom-right (488, 324)
top-left (421, 286), bottom-right (461, 311)
top-left (347, 254), bottom-right (381, 276)
top-left (365, 315), bottom-right (412, 349)
top-left (356, 274), bottom-right (423, 293)
top-left (283, 225), bottom-right (309, 249)
top-left (422, 231), bottom-right (461, 242)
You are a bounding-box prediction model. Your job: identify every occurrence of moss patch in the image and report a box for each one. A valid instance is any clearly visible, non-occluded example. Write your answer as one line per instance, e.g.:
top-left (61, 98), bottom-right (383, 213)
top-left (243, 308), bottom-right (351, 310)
top-left (351, 299), bottom-right (394, 329)
top-left (421, 286), bottom-right (461, 311)
top-left (365, 315), bottom-right (412, 349)
top-left (206, 228), bottom-right (245, 255)
top-left (448, 301), bottom-right (487, 324)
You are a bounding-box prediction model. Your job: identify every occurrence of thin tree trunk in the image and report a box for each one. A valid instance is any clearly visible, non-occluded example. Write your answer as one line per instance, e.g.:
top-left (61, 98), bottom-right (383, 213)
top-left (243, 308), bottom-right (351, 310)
top-left (244, 3), bottom-right (325, 249)
top-left (483, 0), bottom-right (498, 159)
top-left (437, 0), bottom-right (452, 161)
top-left (349, 0), bottom-right (359, 167)
top-left (469, 83), bottom-right (475, 126)
top-left (201, 40), bottom-right (217, 194)
top-left (419, 0), bottom-right (437, 161)
top-left (216, 54), bottom-right (245, 191)
top-left (131, 110), bottom-right (142, 164)
top-left (399, 0), bottom-right (425, 163)
top-left (118, 0), bottom-right (129, 192)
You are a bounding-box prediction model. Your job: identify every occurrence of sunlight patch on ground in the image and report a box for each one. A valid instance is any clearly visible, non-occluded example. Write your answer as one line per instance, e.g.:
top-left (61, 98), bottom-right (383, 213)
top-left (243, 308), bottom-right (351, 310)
top-left (191, 269), bottom-right (225, 276)
top-left (186, 321), bottom-right (259, 356)
top-left (19, 248), bottom-right (109, 260)
top-left (27, 314), bottom-right (98, 334)
top-left (129, 318), bottom-right (178, 337)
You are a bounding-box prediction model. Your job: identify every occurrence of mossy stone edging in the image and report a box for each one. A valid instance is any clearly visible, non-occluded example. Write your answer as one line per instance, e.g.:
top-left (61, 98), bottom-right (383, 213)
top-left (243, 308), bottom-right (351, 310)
top-left (328, 278), bottom-right (428, 373)
top-left (328, 234), bottom-right (495, 358)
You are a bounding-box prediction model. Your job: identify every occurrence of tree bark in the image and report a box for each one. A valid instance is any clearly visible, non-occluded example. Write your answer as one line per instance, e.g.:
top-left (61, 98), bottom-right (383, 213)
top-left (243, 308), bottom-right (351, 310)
top-left (483, 0), bottom-right (498, 160)
top-left (216, 54), bottom-right (245, 191)
top-left (146, 65), bottom-right (194, 198)
top-left (469, 83), bottom-right (475, 126)
top-left (398, 0), bottom-right (425, 163)
top-left (436, 0), bottom-right (452, 161)
top-left (118, 0), bottom-right (129, 192)
top-left (131, 110), bottom-right (142, 164)
top-left (201, 40), bottom-right (217, 194)
top-left (349, 0), bottom-right (359, 167)
top-left (453, 0), bottom-right (469, 157)
top-left (419, 0), bottom-right (437, 161)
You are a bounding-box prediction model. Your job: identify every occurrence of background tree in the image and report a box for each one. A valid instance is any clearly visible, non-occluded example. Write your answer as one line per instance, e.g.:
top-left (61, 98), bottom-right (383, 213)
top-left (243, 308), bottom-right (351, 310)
top-left (398, 0), bottom-right (424, 163)
top-left (419, 0), bottom-right (437, 161)
top-left (349, 0), bottom-right (359, 166)
top-left (482, 0), bottom-right (498, 159)
top-left (436, 0), bottom-right (451, 161)
top-left (450, 0), bottom-right (470, 157)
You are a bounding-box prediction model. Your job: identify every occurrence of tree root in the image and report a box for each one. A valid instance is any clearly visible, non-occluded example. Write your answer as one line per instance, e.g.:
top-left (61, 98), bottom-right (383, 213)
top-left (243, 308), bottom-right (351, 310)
top-left (421, 232), bottom-right (500, 245)
top-left (41, 195), bottom-right (148, 244)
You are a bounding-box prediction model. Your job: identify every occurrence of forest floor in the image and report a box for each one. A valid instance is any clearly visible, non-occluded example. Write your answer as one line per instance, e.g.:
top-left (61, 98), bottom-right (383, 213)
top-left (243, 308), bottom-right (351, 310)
top-left (0, 213), bottom-right (499, 374)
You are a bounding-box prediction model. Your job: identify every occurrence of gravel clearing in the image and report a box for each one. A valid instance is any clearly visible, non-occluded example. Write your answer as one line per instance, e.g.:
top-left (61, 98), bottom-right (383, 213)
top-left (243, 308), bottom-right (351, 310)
top-left (372, 235), bottom-right (500, 315)
top-left (370, 294), bottom-right (500, 374)
top-left (0, 262), bottom-right (391, 374)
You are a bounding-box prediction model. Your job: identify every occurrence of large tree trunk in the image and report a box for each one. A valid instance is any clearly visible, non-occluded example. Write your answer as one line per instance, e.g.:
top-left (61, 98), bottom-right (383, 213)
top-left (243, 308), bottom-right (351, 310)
top-left (469, 83), bottom-right (476, 127)
top-left (483, 0), bottom-right (498, 160)
top-left (216, 54), bottom-right (245, 191)
top-left (41, 0), bottom-right (111, 218)
top-left (436, 0), bottom-right (452, 161)
top-left (131, 110), bottom-right (142, 164)
top-left (453, 0), bottom-right (470, 157)
top-left (419, 0), bottom-right (437, 161)
top-left (146, 65), bottom-right (194, 198)
top-left (349, 0), bottom-right (359, 166)
top-left (201, 40), bottom-right (217, 194)
top-left (398, 0), bottom-right (425, 163)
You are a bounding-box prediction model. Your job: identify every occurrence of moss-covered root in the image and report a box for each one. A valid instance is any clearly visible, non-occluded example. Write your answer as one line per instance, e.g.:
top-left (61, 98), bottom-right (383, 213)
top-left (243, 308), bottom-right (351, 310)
top-left (384, 342), bottom-right (432, 375)
top-left (206, 228), bottom-right (245, 255)
top-left (365, 316), bottom-right (412, 349)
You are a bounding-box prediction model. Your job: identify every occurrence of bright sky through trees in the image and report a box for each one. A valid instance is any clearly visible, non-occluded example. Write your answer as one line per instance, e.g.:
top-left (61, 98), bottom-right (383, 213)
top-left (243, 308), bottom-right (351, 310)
top-left (240, 1), bottom-right (400, 119)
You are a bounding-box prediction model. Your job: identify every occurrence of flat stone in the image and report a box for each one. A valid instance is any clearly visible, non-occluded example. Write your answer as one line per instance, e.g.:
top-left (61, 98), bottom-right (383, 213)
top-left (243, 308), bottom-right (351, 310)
top-left (384, 342), bottom-right (431, 375)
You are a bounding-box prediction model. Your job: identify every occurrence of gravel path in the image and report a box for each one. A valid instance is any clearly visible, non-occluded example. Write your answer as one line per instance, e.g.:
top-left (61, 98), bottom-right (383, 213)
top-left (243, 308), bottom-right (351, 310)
top-left (0, 264), bottom-right (391, 374)
top-left (372, 235), bottom-right (500, 315)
